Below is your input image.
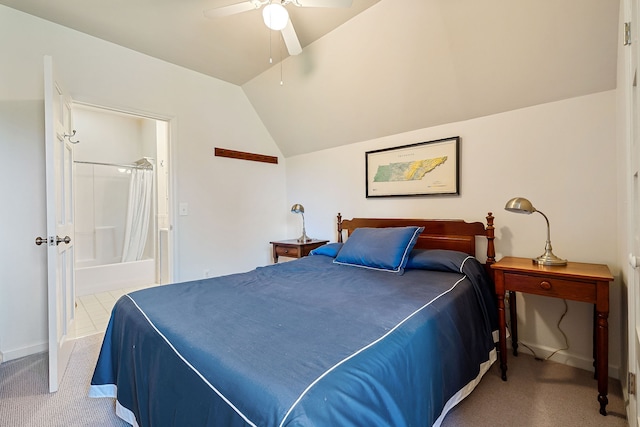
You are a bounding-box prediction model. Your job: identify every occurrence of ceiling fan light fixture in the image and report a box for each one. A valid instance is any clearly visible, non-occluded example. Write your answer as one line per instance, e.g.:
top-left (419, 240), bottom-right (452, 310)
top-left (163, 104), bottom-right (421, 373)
top-left (263, 3), bottom-right (289, 31)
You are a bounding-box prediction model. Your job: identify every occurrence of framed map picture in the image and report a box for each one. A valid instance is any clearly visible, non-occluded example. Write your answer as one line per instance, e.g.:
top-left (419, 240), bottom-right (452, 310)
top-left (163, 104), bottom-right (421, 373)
top-left (365, 137), bottom-right (460, 197)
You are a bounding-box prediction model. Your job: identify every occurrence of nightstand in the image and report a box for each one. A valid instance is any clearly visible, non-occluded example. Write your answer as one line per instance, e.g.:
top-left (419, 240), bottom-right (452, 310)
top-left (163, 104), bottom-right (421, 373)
top-left (491, 256), bottom-right (614, 415)
top-left (269, 239), bottom-right (329, 263)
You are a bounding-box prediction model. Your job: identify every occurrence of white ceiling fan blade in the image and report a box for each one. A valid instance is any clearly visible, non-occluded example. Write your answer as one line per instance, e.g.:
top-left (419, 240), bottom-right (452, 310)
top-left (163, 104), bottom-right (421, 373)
top-left (294, 0), bottom-right (353, 8)
top-left (203, 1), bottom-right (258, 18)
top-left (281, 19), bottom-right (302, 55)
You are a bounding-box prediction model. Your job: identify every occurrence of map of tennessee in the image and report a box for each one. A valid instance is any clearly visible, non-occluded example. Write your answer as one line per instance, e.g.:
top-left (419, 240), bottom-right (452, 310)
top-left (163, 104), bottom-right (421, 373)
top-left (373, 156), bottom-right (448, 182)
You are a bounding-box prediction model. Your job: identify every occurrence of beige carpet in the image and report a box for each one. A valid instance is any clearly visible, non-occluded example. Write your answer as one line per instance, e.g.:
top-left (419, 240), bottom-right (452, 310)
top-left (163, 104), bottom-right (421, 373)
top-left (441, 353), bottom-right (628, 427)
top-left (0, 333), bottom-right (127, 427)
top-left (0, 333), bottom-right (629, 426)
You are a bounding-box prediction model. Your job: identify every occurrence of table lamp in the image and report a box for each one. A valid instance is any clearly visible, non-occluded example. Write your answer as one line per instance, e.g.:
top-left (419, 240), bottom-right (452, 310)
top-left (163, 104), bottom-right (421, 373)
top-left (291, 204), bottom-right (311, 243)
top-left (505, 197), bottom-right (567, 266)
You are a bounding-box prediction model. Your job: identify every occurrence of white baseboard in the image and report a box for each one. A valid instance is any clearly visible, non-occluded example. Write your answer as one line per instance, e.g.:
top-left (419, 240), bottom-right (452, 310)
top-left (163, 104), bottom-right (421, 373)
top-left (510, 340), bottom-right (620, 380)
top-left (1, 342), bottom-right (47, 363)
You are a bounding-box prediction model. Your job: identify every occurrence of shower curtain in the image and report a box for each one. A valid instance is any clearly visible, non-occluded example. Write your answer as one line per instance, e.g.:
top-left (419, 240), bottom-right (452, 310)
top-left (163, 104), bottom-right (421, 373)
top-left (121, 168), bottom-right (153, 262)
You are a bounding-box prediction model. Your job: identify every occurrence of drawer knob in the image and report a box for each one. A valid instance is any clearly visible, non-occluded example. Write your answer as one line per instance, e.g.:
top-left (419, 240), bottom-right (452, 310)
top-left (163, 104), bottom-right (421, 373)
top-left (284, 249), bottom-right (289, 253)
top-left (539, 281), bottom-right (552, 290)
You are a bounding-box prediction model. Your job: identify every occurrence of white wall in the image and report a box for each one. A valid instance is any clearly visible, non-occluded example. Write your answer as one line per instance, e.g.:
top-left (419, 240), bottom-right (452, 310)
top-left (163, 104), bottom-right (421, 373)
top-left (0, 6), bottom-right (286, 361)
top-left (73, 107), bottom-right (148, 164)
top-left (287, 91), bottom-right (622, 377)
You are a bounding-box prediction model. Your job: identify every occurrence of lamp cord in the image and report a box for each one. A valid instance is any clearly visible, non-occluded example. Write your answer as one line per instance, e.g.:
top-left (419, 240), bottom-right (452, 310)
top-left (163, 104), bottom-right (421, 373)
top-left (506, 294), bottom-right (569, 361)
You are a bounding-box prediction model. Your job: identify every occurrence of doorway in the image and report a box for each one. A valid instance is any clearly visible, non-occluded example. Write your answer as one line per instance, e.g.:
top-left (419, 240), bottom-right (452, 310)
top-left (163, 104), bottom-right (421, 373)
top-left (70, 104), bottom-right (172, 337)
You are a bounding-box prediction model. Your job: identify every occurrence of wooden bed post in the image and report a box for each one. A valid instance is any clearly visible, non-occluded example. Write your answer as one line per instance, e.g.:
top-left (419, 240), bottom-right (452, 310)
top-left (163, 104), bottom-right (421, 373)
top-left (485, 212), bottom-right (496, 279)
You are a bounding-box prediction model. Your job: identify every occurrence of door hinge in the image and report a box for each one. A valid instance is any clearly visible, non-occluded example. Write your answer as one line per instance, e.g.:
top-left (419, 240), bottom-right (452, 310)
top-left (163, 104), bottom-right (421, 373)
top-left (630, 372), bottom-right (636, 395)
top-left (624, 22), bottom-right (632, 46)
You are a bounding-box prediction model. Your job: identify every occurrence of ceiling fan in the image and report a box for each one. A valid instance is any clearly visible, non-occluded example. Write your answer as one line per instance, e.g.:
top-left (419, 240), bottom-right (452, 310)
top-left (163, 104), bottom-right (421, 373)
top-left (203, 0), bottom-right (353, 56)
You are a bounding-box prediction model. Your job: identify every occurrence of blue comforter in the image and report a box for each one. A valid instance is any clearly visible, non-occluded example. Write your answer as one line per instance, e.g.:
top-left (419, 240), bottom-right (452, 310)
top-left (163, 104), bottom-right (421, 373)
top-left (90, 251), bottom-right (497, 427)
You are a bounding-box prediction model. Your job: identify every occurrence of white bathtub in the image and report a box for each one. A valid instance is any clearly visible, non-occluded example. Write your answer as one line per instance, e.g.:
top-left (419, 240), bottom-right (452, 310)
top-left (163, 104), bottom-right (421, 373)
top-left (75, 259), bottom-right (156, 297)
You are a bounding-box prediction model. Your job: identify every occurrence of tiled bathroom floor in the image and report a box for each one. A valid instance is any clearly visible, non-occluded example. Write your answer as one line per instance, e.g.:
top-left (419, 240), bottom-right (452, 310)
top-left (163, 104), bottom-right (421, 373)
top-left (74, 284), bottom-right (157, 338)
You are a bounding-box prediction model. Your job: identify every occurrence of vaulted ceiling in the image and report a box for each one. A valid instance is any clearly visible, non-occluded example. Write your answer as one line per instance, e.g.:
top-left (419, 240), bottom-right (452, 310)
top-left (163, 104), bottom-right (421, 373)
top-left (1, 0), bottom-right (619, 157)
top-left (0, 0), bottom-right (381, 85)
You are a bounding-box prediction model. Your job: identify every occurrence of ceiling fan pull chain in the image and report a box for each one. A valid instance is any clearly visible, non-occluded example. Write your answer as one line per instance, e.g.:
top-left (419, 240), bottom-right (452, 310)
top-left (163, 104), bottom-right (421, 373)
top-left (280, 38), bottom-right (284, 85)
top-left (269, 28), bottom-right (273, 64)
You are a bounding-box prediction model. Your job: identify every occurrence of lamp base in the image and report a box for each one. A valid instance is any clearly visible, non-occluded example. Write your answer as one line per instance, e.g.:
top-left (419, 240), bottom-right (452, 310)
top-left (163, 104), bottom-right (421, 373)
top-left (533, 252), bottom-right (567, 266)
top-left (297, 233), bottom-right (312, 243)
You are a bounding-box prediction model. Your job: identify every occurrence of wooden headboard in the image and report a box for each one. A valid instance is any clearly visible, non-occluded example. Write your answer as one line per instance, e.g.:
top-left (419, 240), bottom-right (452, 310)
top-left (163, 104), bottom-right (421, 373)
top-left (337, 212), bottom-right (496, 274)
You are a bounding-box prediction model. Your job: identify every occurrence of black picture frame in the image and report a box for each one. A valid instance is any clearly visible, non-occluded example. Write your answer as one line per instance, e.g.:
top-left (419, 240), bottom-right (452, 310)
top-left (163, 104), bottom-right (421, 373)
top-left (365, 136), bottom-right (460, 198)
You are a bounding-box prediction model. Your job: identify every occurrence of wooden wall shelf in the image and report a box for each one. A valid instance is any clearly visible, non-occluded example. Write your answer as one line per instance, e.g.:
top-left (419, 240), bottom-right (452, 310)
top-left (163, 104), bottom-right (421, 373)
top-left (214, 147), bottom-right (278, 164)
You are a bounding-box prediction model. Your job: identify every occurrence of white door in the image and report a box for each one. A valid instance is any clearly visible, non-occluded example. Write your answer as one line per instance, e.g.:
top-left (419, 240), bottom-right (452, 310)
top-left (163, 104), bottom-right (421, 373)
top-left (627, 0), bottom-right (640, 424)
top-left (44, 55), bottom-right (76, 393)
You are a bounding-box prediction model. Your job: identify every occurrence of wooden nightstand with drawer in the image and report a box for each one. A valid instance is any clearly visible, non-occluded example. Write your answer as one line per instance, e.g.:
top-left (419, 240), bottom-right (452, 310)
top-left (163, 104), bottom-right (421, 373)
top-left (491, 256), bottom-right (614, 415)
top-left (269, 239), bottom-right (329, 263)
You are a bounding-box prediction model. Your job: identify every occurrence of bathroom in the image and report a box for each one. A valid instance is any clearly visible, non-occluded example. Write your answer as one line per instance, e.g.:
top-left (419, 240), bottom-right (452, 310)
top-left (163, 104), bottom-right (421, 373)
top-left (72, 104), bottom-right (171, 300)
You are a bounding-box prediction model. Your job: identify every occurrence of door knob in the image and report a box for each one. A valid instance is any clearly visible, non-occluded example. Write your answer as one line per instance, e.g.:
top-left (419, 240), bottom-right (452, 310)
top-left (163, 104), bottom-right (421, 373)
top-left (56, 235), bottom-right (71, 245)
top-left (35, 235), bottom-right (71, 246)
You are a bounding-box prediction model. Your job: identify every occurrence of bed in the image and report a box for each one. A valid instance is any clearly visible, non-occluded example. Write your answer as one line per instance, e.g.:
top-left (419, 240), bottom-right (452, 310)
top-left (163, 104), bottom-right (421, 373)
top-left (90, 212), bottom-right (498, 427)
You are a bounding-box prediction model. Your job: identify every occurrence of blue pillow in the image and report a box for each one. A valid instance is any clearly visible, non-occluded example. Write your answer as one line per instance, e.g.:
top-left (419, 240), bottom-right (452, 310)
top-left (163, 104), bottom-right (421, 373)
top-left (405, 249), bottom-right (472, 272)
top-left (333, 226), bottom-right (424, 274)
top-left (309, 242), bottom-right (343, 258)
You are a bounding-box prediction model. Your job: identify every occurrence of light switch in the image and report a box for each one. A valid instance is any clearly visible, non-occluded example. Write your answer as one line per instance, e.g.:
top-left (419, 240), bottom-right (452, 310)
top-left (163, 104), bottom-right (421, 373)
top-left (179, 202), bottom-right (188, 216)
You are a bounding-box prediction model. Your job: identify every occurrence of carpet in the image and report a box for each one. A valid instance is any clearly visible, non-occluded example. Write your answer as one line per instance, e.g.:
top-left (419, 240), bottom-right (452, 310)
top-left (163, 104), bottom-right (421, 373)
top-left (0, 333), bottom-right (127, 427)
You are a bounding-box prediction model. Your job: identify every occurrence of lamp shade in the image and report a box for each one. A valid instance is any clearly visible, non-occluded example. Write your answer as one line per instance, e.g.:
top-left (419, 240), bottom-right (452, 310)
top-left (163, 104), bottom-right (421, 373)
top-left (504, 197), bottom-right (536, 214)
top-left (263, 3), bottom-right (289, 31)
top-left (290, 203), bottom-right (304, 214)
